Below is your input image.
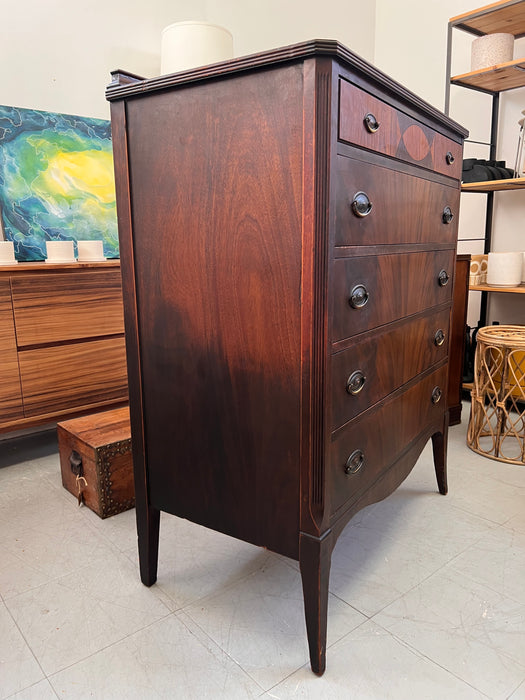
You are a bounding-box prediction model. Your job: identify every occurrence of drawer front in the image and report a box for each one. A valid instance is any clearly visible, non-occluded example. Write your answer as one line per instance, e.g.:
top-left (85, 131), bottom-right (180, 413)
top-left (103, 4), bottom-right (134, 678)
top-left (11, 270), bottom-right (125, 346)
top-left (329, 364), bottom-right (448, 519)
top-left (332, 250), bottom-right (455, 342)
top-left (338, 79), bottom-right (462, 179)
top-left (335, 156), bottom-right (460, 247)
top-left (0, 280), bottom-right (23, 421)
top-left (18, 336), bottom-right (128, 416)
top-left (331, 308), bottom-right (450, 429)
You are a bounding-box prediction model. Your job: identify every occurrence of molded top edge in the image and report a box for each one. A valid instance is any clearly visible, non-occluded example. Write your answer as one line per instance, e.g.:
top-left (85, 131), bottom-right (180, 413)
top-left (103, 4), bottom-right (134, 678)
top-left (106, 38), bottom-right (468, 138)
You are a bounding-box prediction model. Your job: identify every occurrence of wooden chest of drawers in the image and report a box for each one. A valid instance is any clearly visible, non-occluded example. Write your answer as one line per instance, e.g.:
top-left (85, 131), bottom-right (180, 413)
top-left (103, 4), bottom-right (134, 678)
top-left (107, 40), bottom-right (467, 675)
top-left (0, 262), bottom-right (128, 433)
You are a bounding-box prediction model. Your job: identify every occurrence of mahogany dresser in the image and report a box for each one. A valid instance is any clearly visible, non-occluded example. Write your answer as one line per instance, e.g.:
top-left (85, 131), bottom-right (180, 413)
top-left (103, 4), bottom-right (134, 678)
top-left (107, 40), bottom-right (467, 675)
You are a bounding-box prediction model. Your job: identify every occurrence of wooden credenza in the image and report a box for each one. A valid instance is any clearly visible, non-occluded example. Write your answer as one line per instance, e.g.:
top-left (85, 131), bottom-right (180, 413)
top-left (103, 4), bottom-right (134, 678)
top-left (0, 261), bottom-right (128, 434)
top-left (107, 40), bottom-right (467, 674)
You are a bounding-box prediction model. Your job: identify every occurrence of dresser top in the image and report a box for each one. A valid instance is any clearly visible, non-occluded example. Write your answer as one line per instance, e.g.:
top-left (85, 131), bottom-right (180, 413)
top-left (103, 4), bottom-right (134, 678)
top-left (0, 260), bottom-right (120, 277)
top-left (106, 39), bottom-right (468, 139)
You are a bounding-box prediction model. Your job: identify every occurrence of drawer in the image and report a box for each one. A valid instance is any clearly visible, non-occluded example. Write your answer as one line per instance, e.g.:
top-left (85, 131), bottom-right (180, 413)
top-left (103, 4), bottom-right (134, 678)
top-left (11, 270), bottom-right (125, 346)
top-left (335, 155), bottom-right (460, 247)
top-left (330, 308), bottom-right (450, 429)
top-left (338, 79), bottom-right (462, 179)
top-left (18, 336), bottom-right (128, 416)
top-left (0, 280), bottom-right (23, 421)
top-left (328, 364), bottom-right (448, 519)
top-left (332, 250), bottom-right (455, 342)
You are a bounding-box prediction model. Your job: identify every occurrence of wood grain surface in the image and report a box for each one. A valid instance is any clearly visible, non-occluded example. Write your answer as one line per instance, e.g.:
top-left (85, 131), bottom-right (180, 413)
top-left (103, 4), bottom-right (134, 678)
top-left (0, 280), bottom-right (23, 420)
top-left (19, 336), bottom-right (128, 415)
top-left (11, 269), bottom-right (125, 346)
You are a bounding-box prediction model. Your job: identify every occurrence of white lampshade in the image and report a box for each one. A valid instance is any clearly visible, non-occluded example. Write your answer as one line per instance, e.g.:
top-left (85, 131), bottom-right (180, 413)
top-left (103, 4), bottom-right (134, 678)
top-left (160, 21), bottom-right (233, 75)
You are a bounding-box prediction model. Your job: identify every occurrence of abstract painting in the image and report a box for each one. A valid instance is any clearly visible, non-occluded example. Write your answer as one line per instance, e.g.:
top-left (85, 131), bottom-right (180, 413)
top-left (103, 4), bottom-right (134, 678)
top-left (0, 105), bottom-right (119, 261)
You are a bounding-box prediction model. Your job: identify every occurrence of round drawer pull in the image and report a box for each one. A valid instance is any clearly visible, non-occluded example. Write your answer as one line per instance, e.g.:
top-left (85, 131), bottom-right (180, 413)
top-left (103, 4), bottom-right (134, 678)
top-left (442, 206), bottom-right (454, 224)
top-left (446, 151), bottom-right (455, 165)
top-left (438, 269), bottom-right (450, 287)
top-left (345, 449), bottom-right (365, 475)
top-left (434, 329), bottom-right (446, 347)
top-left (346, 370), bottom-right (366, 395)
top-left (364, 113), bottom-right (380, 133)
top-left (349, 284), bottom-right (370, 309)
top-left (351, 191), bottom-right (373, 218)
top-left (431, 386), bottom-right (443, 405)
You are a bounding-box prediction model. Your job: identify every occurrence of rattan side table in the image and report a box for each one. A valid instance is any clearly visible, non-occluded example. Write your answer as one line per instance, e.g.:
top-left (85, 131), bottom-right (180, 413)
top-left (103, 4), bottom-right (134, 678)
top-left (467, 325), bottom-right (525, 465)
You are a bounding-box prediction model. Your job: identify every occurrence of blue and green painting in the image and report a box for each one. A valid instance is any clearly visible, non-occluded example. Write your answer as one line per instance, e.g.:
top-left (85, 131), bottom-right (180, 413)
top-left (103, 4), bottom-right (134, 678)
top-left (0, 105), bottom-right (119, 261)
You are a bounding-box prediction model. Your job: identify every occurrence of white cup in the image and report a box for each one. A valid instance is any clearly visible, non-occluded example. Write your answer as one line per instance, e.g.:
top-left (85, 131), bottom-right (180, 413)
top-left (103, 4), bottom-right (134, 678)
top-left (45, 240), bottom-right (76, 263)
top-left (487, 251), bottom-right (523, 286)
top-left (0, 240), bottom-right (17, 265)
top-left (77, 240), bottom-right (105, 261)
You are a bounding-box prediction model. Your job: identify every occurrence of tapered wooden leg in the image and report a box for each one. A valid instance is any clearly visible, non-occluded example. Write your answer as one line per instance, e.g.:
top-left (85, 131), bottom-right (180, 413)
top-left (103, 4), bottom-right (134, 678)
top-left (432, 412), bottom-right (449, 495)
top-left (299, 531), bottom-right (333, 676)
top-left (136, 503), bottom-right (160, 586)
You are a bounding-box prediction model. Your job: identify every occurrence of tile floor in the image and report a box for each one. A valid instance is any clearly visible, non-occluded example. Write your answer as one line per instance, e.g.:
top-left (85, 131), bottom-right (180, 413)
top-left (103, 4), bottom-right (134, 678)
top-left (1, 405), bottom-right (524, 699)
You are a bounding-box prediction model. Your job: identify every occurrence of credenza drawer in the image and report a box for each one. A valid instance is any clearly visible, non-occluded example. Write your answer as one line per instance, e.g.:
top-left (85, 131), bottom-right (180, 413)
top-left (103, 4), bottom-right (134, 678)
top-left (331, 250), bottom-right (455, 342)
top-left (335, 155), bottom-right (460, 247)
top-left (18, 336), bottom-right (128, 416)
top-left (328, 364), bottom-right (448, 519)
top-left (330, 308), bottom-right (450, 429)
top-left (11, 270), bottom-right (125, 346)
top-left (338, 79), bottom-right (462, 179)
top-left (0, 280), bottom-right (23, 421)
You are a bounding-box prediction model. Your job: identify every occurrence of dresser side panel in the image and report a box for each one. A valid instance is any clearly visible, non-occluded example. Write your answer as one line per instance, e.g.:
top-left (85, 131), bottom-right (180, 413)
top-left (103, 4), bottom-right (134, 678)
top-left (124, 66), bottom-right (305, 556)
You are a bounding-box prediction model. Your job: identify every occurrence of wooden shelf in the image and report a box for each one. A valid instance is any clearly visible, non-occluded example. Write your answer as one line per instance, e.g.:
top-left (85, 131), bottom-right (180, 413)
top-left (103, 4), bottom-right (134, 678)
top-left (450, 0), bottom-right (525, 38)
top-left (451, 58), bottom-right (525, 92)
top-left (461, 176), bottom-right (525, 192)
top-left (470, 282), bottom-right (525, 293)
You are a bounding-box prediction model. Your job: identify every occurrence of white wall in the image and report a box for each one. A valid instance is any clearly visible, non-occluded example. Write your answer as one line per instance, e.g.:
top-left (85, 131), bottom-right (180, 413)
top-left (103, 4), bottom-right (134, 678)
top-left (0, 0), bottom-right (207, 120)
top-left (205, 0), bottom-right (375, 62)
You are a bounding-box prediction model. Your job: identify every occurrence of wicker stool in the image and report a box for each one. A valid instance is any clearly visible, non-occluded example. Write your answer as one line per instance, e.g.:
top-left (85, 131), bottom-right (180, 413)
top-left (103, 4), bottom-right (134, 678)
top-left (467, 325), bottom-right (525, 465)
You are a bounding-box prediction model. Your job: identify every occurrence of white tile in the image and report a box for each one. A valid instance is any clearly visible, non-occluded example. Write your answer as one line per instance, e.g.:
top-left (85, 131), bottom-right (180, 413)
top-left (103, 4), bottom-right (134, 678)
top-left (374, 568), bottom-right (525, 699)
top-left (0, 601), bottom-right (44, 700)
top-left (448, 526), bottom-right (525, 605)
top-left (329, 488), bottom-right (496, 618)
top-left (6, 680), bottom-right (58, 700)
top-left (0, 511), bottom-right (121, 599)
top-left (49, 613), bottom-right (263, 699)
top-left (184, 557), bottom-right (366, 691)
top-left (78, 504), bottom-right (138, 554)
top-left (509, 680), bottom-right (525, 700)
top-left (135, 513), bottom-right (275, 610)
top-left (267, 620), bottom-right (486, 699)
top-left (6, 551), bottom-right (171, 675)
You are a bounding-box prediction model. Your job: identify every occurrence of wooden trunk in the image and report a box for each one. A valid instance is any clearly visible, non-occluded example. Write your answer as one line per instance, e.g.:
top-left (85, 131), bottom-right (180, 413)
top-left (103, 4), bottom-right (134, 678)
top-left (57, 407), bottom-right (134, 518)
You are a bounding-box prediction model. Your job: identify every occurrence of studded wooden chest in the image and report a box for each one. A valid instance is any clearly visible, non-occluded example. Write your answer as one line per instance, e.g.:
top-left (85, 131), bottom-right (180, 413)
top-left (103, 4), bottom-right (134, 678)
top-left (57, 407), bottom-right (134, 519)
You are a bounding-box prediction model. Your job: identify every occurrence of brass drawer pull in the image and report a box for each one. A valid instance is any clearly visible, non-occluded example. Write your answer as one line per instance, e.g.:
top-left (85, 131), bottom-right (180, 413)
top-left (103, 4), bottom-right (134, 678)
top-left (363, 113), bottom-right (380, 133)
top-left (345, 449), bottom-right (365, 475)
top-left (351, 191), bottom-right (373, 218)
top-left (434, 329), bottom-right (446, 347)
top-left (446, 151), bottom-right (455, 165)
top-left (442, 206), bottom-right (454, 224)
top-left (431, 386), bottom-right (443, 405)
top-left (349, 284), bottom-right (370, 309)
top-left (438, 269), bottom-right (450, 287)
top-left (346, 370), bottom-right (366, 395)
